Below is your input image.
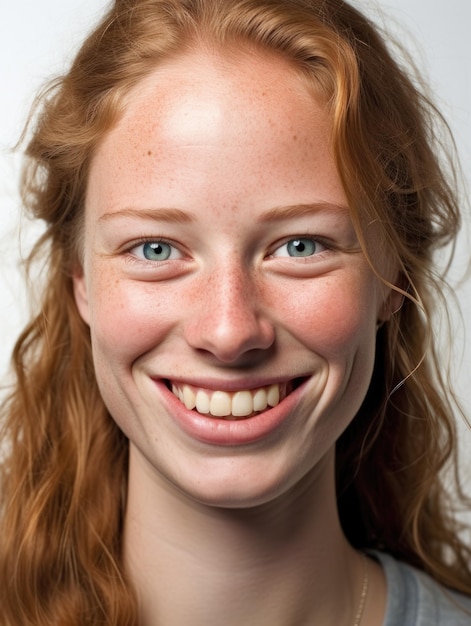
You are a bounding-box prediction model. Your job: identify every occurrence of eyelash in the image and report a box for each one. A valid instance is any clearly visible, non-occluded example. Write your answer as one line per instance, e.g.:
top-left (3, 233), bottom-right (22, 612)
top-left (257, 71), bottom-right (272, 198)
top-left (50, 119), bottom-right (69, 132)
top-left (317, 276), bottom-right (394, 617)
top-left (124, 237), bottom-right (184, 264)
top-left (269, 235), bottom-right (332, 259)
top-left (122, 234), bottom-right (334, 266)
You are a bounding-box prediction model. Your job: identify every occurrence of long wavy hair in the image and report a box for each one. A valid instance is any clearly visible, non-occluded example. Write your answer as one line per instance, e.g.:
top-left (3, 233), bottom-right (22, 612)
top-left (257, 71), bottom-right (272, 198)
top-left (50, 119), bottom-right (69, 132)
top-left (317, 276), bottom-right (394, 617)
top-left (1, 0), bottom-right (470, 623)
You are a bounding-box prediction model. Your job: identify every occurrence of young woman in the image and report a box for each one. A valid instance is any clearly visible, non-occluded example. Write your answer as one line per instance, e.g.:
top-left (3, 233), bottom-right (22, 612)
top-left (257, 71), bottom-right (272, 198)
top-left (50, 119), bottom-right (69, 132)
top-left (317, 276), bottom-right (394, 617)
top-left (1, 0), bottom-right (470, 624)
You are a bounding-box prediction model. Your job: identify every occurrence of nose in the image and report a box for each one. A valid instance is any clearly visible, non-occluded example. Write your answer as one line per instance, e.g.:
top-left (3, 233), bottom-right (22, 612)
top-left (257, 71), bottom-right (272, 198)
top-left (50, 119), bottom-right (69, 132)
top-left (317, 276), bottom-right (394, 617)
top-left (183, 265), bottom-right (275, 363)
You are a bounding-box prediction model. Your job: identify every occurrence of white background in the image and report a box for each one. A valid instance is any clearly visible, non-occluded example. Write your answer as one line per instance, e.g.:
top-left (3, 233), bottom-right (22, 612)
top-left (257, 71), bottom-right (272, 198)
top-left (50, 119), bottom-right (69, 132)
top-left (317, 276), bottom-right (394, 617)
top-left (1, 2), bottom-right (471, 479)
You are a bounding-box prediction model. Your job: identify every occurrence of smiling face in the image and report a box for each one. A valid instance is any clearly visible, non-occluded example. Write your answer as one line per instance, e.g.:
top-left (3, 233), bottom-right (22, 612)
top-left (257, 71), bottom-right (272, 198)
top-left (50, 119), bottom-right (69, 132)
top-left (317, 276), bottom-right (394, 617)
top-left (73, 48), bottom-right (394, 507)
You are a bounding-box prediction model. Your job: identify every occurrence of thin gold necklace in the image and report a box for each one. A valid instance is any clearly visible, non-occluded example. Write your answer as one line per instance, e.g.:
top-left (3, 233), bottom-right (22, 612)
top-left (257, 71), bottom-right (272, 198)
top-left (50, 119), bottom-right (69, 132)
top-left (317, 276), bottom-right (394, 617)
top-left (353, 554), bottom-right (369, 626)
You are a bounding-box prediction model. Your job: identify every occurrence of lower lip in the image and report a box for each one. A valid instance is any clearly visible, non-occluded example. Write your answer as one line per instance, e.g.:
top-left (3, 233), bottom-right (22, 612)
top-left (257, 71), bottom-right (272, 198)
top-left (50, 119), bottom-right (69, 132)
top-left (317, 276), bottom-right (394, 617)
top-left (154, 380), bottom-right (309, 446)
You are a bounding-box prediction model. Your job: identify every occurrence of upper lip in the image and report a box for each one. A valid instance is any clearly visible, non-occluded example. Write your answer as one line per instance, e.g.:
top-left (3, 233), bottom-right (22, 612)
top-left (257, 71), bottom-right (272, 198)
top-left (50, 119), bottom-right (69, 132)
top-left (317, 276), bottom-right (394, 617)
top-left (157, 375), bottom-right (309, 392)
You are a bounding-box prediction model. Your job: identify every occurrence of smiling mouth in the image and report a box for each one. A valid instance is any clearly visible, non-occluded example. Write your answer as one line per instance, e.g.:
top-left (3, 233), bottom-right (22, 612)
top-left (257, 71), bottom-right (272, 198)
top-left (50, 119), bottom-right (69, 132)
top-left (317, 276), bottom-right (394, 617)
top-left (167, 379), bottom-right (305, 420)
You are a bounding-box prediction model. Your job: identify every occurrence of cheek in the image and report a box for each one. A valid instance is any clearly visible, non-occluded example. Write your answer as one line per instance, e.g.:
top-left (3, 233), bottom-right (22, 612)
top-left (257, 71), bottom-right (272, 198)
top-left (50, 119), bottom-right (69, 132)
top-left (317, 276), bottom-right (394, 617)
top-left (272, 276), bottom-right (377, 358)
top-left (87, 272), bottom-right (177, 361)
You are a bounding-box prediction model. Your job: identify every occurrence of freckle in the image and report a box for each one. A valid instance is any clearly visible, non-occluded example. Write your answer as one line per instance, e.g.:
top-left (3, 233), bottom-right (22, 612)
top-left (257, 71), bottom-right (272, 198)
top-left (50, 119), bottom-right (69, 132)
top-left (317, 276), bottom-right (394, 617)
top-left (147, 150), bottom-right (152, 156)
top-left (293, 134), bottom-right (298, 141)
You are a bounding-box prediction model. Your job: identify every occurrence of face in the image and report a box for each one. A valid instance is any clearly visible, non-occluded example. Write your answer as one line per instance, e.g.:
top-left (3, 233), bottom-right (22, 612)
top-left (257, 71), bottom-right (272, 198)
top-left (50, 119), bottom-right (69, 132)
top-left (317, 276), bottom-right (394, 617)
top-left (74, 49), bottom-right (395, 507)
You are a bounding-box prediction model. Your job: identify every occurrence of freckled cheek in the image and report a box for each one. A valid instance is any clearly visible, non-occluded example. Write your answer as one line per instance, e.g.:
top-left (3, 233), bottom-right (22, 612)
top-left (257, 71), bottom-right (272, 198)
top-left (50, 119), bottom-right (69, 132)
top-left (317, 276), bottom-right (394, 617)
top-left (87, 277), bottom-right (178, 360)
top-left (271, 280), bottom-right (375, 357)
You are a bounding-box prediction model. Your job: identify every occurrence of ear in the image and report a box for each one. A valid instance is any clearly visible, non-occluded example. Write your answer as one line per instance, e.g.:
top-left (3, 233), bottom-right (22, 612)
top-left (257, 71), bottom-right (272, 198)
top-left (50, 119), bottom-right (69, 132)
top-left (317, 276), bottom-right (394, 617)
top-left (72, 268), bottom-right (91, 326)
top-left (377, 285), bottom-right (405, 323)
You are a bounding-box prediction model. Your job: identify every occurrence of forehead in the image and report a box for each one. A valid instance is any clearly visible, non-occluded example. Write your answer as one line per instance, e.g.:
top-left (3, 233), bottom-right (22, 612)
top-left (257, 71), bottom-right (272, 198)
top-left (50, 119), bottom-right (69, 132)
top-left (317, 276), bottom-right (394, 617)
top-left (119, 46), bottom-right (317, 126)
top-left (86, 48), bottom-right (343, 210)
top-left (92, 46), bottom-right (331, 163)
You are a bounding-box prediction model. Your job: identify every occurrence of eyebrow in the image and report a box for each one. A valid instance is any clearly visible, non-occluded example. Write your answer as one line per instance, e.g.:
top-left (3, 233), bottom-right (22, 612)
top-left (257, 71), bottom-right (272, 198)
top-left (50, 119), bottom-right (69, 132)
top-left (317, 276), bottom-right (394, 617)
top-left (98, 202), bottom-right (349, 225)
top-left (98, 207), bottom-right (196, 224)
top-left (257, 202), bottom-right (350, 223)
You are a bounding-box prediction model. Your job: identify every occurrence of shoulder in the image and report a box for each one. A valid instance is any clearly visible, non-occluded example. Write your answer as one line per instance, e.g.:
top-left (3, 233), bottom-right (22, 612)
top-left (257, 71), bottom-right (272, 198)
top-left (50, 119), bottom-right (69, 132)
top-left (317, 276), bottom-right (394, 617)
top-left (372, 551), bottom-right (471, 626)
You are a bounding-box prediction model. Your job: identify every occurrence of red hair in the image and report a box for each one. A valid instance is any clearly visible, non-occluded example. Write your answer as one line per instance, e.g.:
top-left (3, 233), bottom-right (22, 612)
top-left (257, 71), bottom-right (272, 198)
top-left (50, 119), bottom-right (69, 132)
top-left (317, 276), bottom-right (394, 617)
top-left (1, 1), bottom-right (469, 623)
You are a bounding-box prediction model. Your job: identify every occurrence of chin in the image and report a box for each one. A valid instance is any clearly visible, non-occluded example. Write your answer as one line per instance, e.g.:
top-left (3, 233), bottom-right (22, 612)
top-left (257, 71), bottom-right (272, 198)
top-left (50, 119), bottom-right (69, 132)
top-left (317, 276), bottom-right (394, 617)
top-left (166, 453), bottom-right (321, 511)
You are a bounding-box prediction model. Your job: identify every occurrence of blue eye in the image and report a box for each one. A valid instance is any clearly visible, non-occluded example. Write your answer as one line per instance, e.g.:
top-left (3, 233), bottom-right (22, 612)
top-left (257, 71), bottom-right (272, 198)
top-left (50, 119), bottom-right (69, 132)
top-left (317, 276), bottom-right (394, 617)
top-left (131, 240), bottom-right (181, 261)
top-left (273, 238), bottom-right (324, 258)
top-left (143, 241), bottom-right (171, 261)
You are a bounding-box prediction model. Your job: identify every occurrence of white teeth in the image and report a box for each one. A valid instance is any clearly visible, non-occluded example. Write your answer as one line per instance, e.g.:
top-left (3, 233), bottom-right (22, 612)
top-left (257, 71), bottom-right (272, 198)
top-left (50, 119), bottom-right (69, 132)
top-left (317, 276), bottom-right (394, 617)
top-left (253, 388), bottom-right (268, 412)
top-left (232, 391), bottom-right (254, 417)
top-left (171, 382), bottom-right (286, 418)
top-left (210, 391), bottom-right (232, 417)
top-left (195, 389), bottom-right (210, 414)
top-left (183, 385), bottom-right (196, 410)
top-left (267, 384), bottom-right (280, 407)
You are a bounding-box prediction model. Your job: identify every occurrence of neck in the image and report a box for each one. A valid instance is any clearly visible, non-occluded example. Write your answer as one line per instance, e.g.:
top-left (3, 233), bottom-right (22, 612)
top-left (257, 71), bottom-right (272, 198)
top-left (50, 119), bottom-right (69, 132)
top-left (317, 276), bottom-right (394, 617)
top-left (124, 448), bottom-right (368, 626)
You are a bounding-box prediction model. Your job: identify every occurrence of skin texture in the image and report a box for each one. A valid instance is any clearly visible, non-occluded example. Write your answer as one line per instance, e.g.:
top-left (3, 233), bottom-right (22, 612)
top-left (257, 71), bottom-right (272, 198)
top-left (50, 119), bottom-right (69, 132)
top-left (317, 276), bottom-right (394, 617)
top-left (73, 49), bottom-right (392, 625)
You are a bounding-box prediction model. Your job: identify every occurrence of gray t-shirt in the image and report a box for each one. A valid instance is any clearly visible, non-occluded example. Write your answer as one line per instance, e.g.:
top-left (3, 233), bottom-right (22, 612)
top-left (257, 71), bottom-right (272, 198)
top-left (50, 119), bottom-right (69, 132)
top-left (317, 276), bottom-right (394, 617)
top-left (374, 551), bottom-right (471, 625)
